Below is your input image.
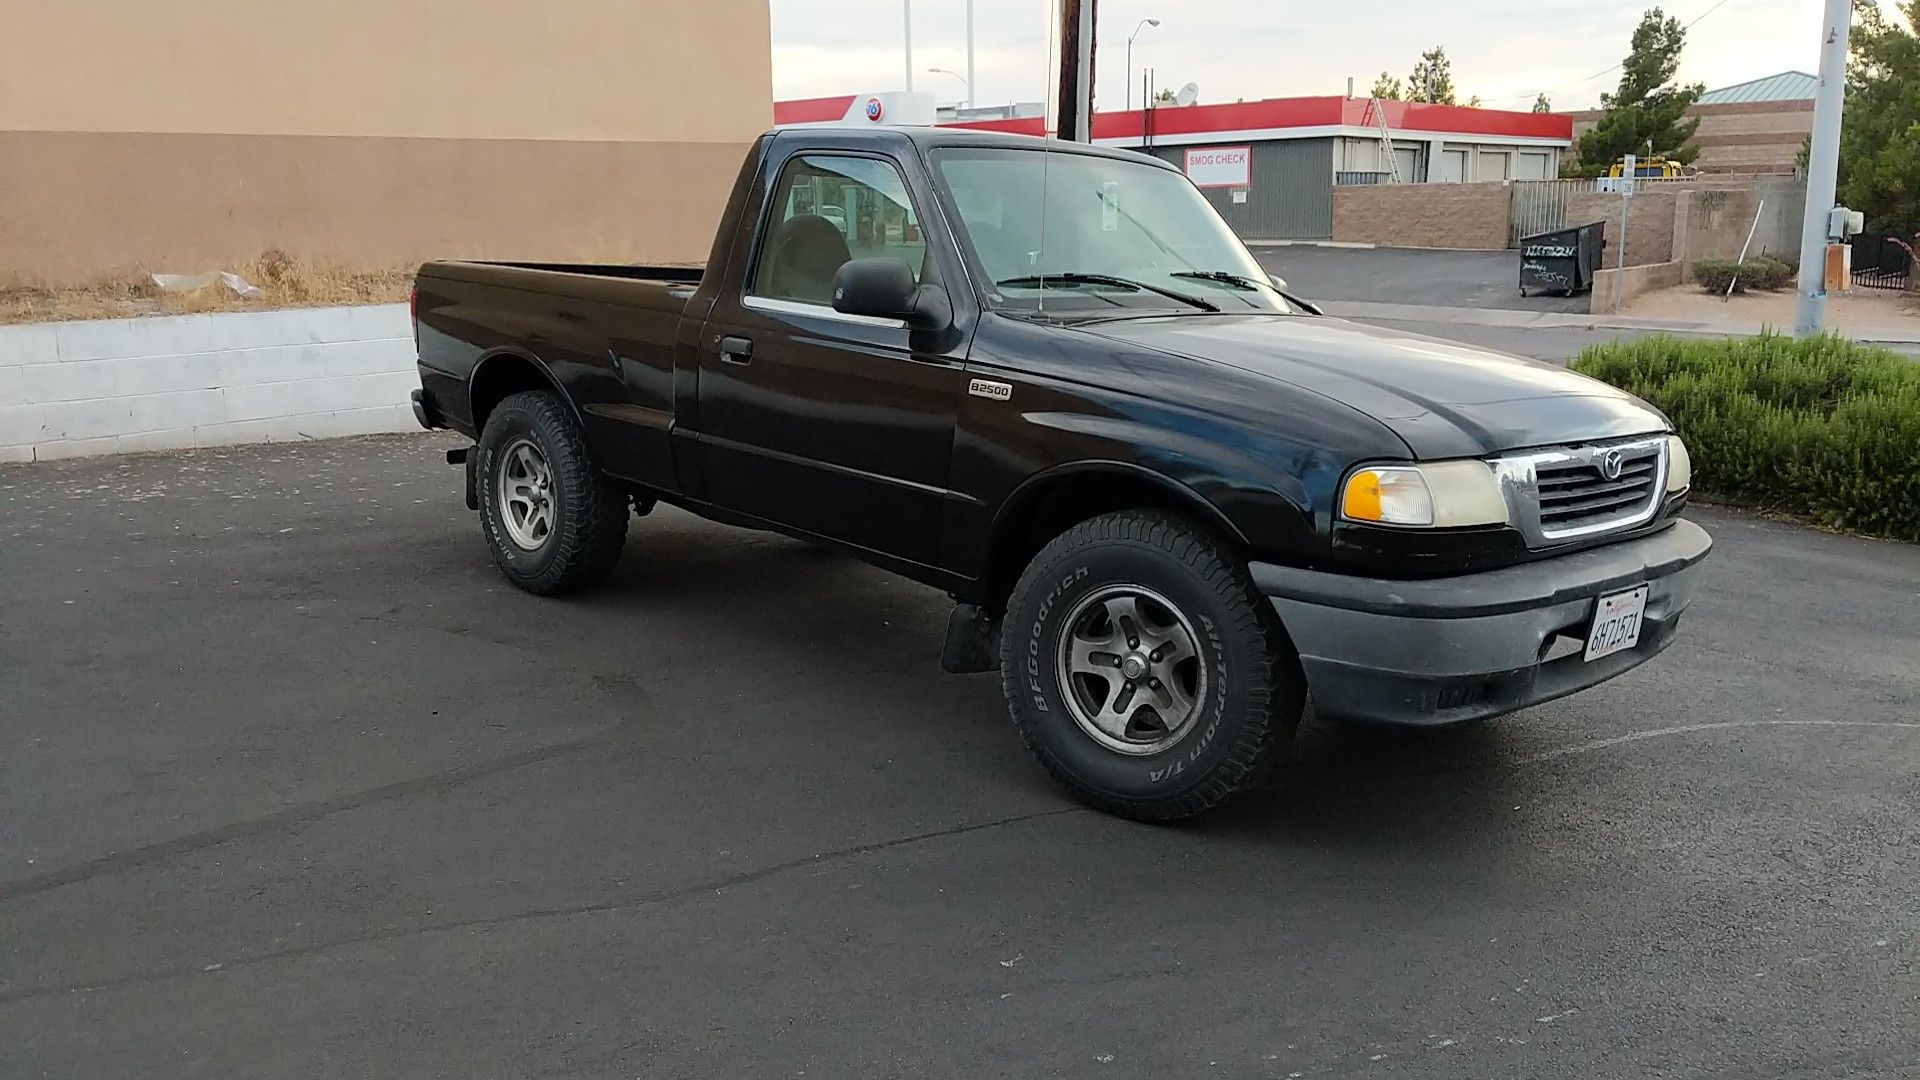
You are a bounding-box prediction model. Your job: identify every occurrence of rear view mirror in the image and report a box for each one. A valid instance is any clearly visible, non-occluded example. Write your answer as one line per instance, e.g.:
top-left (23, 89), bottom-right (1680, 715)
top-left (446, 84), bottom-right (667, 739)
top-left (1267, 273), bottom-right (1289, 291)
top-left (833, 258), bottom-right (951, 330)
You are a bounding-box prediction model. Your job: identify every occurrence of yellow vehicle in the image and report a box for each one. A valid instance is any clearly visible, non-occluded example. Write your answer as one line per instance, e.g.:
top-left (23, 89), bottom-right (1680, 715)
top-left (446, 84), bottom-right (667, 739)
top-left (1606, 156), bottom-right (1691, 179)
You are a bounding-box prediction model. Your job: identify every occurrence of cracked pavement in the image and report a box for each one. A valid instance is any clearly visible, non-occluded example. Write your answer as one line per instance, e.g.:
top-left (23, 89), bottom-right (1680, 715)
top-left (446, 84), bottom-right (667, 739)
top-left (2, 433), bottom-right (1916, 1078)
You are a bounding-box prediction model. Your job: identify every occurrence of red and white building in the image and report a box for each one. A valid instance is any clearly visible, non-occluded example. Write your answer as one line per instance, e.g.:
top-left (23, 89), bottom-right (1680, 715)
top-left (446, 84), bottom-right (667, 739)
top-left (775, 92), bottom-right (1573, 240)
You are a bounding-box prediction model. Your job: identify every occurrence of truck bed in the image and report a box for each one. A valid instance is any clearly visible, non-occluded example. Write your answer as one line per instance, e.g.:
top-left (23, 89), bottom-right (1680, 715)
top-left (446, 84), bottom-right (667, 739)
top-left (412, 259), bottom-right (702, 497)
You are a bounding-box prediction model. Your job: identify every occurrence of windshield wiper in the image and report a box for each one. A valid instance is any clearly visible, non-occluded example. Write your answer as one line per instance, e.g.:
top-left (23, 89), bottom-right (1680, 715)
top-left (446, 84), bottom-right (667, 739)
top-left (995, 273), bottom-right (1218, 312)
top-left (1169, 269), bottom-right (1268, 292)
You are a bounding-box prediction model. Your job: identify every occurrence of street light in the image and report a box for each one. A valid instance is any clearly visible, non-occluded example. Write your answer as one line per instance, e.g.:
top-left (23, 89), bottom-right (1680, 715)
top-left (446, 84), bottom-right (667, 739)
top-left (1126, 18), bottom-right (1160, 111)
top-left (927, 66), bottom-right (971, 108)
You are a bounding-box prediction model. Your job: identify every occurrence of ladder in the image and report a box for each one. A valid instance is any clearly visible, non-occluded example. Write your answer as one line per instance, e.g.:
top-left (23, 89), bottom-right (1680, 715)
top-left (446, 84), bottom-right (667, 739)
top-left (1366, 97), bottom-right (1402, 182)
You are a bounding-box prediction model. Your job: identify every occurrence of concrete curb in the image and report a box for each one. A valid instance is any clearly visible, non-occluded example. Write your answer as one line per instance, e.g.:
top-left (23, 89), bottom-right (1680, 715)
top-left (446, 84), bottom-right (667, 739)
top-left (1245, 239), bottom-right (1376, 249)
top-left (1318, 299), bottom-right (1920, 345)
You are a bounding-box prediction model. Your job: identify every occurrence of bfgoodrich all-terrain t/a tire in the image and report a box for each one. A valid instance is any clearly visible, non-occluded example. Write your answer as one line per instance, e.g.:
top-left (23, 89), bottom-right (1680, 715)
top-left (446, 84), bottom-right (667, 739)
top-left (999, 510), bottom-right (1306, 821)
top-left (475, 390), bottom-right (628, 595)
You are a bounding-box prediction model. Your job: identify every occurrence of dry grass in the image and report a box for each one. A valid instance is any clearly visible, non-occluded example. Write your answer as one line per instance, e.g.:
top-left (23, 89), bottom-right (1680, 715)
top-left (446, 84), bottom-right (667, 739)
top-left (0, 250), bottom-right (413, 325)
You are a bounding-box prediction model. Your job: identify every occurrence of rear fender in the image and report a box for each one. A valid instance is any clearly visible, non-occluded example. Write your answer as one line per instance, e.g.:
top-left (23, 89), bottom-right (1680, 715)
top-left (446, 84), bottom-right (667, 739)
top-left (468, 347), bottom-right (584, 433)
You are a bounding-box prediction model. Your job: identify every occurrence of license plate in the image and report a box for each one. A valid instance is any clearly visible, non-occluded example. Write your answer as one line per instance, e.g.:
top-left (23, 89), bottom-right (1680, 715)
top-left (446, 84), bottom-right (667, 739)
top-left (1584, 584), bottom-right (1649, 662)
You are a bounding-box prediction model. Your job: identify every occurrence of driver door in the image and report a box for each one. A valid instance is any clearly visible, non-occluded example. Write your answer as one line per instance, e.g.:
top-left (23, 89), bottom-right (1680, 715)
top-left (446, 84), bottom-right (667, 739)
top-left (693, 150), bottom-right (971, 574)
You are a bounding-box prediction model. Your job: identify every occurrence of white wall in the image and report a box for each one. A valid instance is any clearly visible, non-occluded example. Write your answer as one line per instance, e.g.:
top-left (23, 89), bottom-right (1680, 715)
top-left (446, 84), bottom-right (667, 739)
top-left (0, 304), bottom-right (418, 462)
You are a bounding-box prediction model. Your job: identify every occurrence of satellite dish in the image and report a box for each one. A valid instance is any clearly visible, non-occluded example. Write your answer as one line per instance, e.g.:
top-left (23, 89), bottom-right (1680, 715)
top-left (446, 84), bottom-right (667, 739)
top-left (1175, 82), bottom-right (1199, 107)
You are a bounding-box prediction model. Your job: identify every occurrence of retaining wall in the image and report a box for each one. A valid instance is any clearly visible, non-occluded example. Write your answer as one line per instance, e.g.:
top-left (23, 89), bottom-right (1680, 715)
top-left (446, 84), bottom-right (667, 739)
top-left (1591, 261), bottom-right (1685, 314)
top-left (0, 304), bottom-right (417, 462)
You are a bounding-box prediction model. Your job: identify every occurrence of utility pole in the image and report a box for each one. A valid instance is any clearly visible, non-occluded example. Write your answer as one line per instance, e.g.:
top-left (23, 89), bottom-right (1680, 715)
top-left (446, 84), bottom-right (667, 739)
top-left (1053, 0), bottom-right (1097, 141)
top-left (1793, 0), bottom-right (1851, 338)
top-left (903, 0), bottom-right (914, 93)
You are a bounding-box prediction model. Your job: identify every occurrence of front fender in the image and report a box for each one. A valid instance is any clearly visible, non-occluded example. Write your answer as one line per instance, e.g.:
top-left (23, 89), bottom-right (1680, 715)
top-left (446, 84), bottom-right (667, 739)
top-left (992, 457), bottom-right (1256, 549)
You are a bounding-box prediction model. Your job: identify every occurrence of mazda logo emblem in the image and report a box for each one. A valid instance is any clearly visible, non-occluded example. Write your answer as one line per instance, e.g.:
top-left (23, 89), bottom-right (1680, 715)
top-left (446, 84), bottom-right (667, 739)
top-left (1600, 449), bottom-right (1625, 480)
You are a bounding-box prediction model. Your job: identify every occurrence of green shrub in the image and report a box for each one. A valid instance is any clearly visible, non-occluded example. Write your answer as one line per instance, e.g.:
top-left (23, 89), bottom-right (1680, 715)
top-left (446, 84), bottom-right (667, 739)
top-left (1693, 255), bottom-right (1799, 293)
top-left (1693, 259), bottom-right (1745, 293)
top-left (1571, 334), bottom-right (1920, 542)
top-left (1748, 253), bottom-right (1797, 290)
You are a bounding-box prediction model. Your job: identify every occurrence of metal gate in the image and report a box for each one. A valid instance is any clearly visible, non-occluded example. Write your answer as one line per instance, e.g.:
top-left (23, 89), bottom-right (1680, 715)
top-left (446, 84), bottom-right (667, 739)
top-left (1850, 233), bottom-right (1915, 290)
top-left (1509, 179), bottom-right (1598, 247)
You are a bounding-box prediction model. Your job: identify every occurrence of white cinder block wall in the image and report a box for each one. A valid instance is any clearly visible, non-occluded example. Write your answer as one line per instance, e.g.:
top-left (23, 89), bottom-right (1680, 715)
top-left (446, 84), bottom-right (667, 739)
top-left (0, 304), bottom-right (420, 463)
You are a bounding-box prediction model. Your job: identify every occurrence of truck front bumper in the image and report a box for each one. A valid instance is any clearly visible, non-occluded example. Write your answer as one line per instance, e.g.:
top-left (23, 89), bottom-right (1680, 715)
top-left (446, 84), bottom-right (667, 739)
top-left (1248, 520), bottom-right (1712, 727)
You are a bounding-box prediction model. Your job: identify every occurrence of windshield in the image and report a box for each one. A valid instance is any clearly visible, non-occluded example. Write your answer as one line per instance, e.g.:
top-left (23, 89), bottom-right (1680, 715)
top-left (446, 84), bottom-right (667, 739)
top-left (930, 146), bottom-right (1289, 316)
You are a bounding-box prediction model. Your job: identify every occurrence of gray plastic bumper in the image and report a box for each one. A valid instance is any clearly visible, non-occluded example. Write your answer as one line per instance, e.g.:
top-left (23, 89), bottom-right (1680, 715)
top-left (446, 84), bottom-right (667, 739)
top-left (410, 387), bottom-right (439, 430)
top-left (1248, 520), bottom-right (1712, 726)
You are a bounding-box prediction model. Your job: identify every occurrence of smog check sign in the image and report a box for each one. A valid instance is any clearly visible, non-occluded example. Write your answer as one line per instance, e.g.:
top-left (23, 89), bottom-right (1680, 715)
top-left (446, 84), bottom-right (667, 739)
top-left (1184, 145), bottom-right (1251, 188)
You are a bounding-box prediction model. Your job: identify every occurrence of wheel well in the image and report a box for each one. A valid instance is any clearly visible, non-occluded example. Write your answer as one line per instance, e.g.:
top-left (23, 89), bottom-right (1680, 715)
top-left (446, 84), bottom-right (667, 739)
top-left (984, 468), bottom-right (1241, 608)
top-left (469, 352), bottom-right (561, 434)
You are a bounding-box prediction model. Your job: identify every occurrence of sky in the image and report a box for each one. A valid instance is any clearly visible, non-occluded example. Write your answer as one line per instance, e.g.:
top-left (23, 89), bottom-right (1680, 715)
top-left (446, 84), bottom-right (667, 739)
top-left (769, 0), bottom-right (1832, 113)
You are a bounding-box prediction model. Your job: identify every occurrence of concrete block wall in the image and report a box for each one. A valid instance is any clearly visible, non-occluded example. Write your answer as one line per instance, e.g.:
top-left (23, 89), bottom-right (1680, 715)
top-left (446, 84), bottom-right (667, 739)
top-left (1331, 182), bottom-right (1514, 250)
top-left (1677, 179), bottom-right (1806, 266)
top-left (0, 304), bottom-right (417, 462)
top-left (1566, 190), bottom-right (1678, 267)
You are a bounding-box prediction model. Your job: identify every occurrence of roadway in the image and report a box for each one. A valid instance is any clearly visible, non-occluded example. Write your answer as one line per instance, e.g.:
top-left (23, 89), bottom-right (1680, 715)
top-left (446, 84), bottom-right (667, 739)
top-left (4, 428), bottom-right (1915, 1078)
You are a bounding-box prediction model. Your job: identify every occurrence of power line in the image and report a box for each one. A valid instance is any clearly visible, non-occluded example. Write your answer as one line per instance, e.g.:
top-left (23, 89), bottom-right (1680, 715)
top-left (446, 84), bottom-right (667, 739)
top-left (1492, 0), bottom-right (1739, 105)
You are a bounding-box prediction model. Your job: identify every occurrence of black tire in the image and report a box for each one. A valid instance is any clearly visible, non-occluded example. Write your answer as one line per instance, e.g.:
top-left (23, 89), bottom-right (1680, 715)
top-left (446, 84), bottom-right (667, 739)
top-left (475, 390), bottom-right (628, 595)
top-left (999, 510), bottom-right (1306, 821)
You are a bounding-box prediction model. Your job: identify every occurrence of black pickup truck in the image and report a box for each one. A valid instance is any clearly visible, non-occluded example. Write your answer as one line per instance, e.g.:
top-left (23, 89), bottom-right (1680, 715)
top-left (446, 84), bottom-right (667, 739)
top-left (410, 126), bottom-right (1710, 821)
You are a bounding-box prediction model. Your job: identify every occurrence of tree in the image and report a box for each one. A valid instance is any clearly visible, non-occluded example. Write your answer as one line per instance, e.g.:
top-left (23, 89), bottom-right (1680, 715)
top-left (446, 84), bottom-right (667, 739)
top-left (1532, 93), bottom-right (1554, 113)
top-left (1406, 46), bottom-right (1457, 104)
top-left (1568, 8), bottom-right (1704, 175)
top-left (1837, 0), bottom-right (1920, 234)
top-left (1465, 94), bottom-right (1483, 107)
top-left (1152, 87), bottom-right (1177, 104)
top-left (1369, 71), bottom-right (1403, 100)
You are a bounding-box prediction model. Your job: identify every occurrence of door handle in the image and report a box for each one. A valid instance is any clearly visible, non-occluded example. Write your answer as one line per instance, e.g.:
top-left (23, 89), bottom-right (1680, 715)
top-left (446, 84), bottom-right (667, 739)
top-left (718, 335), bottom-right (753, 365)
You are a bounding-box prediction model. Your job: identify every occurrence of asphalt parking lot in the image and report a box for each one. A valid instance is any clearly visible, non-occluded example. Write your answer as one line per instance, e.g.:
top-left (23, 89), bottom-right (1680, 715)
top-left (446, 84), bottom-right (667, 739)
top-left (1256, 245), bottom-right (1592, 313)
top-left (4, 433), bottom-right (1917, 1079)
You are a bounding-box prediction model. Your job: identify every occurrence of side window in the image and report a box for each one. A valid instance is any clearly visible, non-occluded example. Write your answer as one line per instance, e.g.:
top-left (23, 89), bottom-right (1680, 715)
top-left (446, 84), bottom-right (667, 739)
top-left (751, 154), bottom-right (926, 306)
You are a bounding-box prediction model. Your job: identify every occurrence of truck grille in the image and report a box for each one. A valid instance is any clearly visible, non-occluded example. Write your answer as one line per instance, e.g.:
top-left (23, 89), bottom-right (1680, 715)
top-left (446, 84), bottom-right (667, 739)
top-left (1494, 436), bottom-right (1669, 545)
top-left (1536, 445), bottom-right (1662, 533)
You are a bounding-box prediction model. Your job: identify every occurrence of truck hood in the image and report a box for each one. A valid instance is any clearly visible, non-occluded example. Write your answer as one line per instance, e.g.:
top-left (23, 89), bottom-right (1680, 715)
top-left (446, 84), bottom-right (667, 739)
top-left (1072, 314), bottom-right (1669, 459)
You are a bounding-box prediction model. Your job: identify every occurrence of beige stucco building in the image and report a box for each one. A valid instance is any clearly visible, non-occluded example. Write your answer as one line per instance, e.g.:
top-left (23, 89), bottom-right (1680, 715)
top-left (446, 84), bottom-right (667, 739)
top-left (1569, 72), bottom-right (1815, 176)
top-left (0, 0), bottom-right (772, 285)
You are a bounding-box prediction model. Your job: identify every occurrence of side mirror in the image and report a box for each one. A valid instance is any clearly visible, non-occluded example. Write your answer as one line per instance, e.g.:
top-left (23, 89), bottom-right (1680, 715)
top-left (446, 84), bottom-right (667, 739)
top-left (1267, 273), bottom-right (1289, 291)
top-left (832, 257), bottom-right (951, 330)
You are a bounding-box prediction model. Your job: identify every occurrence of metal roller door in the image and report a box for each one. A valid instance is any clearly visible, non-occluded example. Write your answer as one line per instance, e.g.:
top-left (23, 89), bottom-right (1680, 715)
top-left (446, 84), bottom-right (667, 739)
top-left (1149, 138), bottom-right (1333, 241)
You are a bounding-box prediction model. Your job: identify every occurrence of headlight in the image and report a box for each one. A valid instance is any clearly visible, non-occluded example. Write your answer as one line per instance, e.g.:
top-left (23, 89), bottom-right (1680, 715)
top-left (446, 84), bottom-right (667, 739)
top-left (1340, 460), bottom-right (1509, 527)
top-left (1666, 435), bottom-right (1691, 492)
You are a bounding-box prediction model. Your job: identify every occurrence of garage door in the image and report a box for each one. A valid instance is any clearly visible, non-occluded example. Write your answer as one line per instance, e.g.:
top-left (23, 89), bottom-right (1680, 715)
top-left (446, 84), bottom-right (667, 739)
top-left (1517, 151), bottom-right (1553, 180)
